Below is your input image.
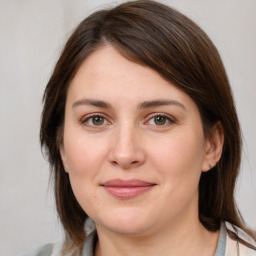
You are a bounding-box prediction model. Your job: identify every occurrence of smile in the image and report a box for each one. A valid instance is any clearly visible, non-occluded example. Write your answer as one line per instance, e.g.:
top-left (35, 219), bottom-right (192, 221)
top-left (101, 179), bottom-right (156, 199)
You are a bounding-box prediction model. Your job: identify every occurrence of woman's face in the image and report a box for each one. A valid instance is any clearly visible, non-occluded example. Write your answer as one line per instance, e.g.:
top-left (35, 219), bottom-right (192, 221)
top-left (61, 45), bottom-right (214, 236)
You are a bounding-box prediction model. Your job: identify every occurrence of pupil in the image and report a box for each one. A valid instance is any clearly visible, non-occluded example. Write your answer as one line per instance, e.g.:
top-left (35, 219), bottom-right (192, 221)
top-left (155, 116), bottom-right (166, 125)
top-left (93, 116), bottom-right (104, 125)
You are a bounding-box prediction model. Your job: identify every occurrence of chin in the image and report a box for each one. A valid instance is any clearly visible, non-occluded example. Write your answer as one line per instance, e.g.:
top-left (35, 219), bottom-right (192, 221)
top-left (94, 208), bottom-right (155, 236)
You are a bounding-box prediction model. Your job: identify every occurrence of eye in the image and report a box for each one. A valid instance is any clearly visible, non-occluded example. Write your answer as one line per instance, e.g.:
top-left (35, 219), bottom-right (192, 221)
top-left (153, 116), bottom-right (167, 125)
top-left (147, 114), bottom-right (174, 126)
top-left (82, 114), bottom-right (109, 127)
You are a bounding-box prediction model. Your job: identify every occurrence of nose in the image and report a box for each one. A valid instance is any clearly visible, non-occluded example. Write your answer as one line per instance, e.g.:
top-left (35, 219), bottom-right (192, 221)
top-left (108, 124), bottom-right (146, 169)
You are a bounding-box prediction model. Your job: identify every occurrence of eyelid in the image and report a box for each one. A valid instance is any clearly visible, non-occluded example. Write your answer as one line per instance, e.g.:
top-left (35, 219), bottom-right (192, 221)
top-left (81, 112), bottom-right (105, 121)
top-left (145, 113), bottom-right (176, 126)
top-left (81, 113), bottom-right (111, 127)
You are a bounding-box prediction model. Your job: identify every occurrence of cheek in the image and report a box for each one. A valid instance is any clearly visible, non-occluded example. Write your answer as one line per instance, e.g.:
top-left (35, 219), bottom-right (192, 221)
top-left (148, 131), bottom-right (205, 193)
top-left (62, 135), bottom-right (107, 216)
top-left (150, 132), bottom-right (205, 171)
top-left (63, 134), bottom-right (108, 176)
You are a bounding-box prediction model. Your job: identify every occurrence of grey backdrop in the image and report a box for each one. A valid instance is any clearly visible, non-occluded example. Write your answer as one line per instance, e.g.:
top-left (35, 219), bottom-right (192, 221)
top-left (0, 0), bottom-right (255, 255)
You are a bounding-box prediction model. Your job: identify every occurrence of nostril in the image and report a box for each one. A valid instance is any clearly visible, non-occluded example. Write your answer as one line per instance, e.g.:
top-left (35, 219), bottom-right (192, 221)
top-left (111, 161), bottom-right (119, 166)
top-left (108, 145), bottom-right (146, 169)
top-left (111, 159), bottom-right (139, 169)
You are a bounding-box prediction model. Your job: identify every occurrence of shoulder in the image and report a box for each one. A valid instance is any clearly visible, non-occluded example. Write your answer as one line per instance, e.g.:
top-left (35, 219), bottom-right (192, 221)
top-left (20, 230), bottom-right (97, 256)
top-left (19, 239), bottom-right (68, 256)
top-left (19, 243), bottom-right (54, 256)
top-left (225, 222), bottom-right (256, 256)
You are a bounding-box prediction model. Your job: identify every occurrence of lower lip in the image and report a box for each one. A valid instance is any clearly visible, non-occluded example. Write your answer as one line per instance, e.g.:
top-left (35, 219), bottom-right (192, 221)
top-left (103, 185), bottom-right (154, 199)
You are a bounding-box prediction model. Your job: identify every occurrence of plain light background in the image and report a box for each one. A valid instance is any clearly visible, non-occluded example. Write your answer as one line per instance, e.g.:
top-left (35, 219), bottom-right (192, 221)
top-left (0, 0), bottom-right (255, 255)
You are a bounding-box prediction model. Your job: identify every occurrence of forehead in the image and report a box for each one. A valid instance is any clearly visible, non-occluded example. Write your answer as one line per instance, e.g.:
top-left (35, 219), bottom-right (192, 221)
top-left (70, 46), bottom-right (162, 90)
top-left (67, 45), bottom-right (197, 111)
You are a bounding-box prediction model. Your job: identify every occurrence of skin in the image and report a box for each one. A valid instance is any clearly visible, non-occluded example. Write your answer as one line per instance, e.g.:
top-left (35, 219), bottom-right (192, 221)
top-left (60, 45), bottom-right (224, 256)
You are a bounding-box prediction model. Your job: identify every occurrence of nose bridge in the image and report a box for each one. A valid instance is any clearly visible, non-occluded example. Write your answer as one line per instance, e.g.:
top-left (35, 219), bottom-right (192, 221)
top-left (109, 119), bottom-right (145, 168)
top-left (117, 120), bottom-right (135, 151)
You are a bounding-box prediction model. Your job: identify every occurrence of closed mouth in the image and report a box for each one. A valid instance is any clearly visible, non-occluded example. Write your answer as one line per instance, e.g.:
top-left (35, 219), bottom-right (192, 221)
top-left (101, 179), bottom-right (156, 199)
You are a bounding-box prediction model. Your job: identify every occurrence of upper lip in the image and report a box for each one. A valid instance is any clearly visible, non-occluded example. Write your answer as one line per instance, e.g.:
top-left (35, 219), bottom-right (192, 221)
top-left (101, 179), bottom-right (155, 187)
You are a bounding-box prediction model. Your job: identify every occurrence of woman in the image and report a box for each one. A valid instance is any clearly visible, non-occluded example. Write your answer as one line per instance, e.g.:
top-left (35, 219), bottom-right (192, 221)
top-left (24, 0), bottom-right (256, 255)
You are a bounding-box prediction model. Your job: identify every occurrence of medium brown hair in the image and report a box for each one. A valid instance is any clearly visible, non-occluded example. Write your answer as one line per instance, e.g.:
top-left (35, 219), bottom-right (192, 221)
top-left (40, 0), bottom-right (254, 247)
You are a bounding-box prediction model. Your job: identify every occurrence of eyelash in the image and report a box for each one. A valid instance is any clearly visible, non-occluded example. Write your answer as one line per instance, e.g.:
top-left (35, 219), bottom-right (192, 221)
top-left (81, 113), bottom-right (110, 127)
top-left (80, 113), bottom-right (176, 128)
top-left (146, 113), bottom-right (175, 127)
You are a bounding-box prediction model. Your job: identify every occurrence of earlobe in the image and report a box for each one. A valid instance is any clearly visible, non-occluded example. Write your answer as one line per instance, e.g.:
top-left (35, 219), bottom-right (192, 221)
top-left (60, 147), bottom-right (69, 173)
top-left (202, 121), bottom-right (224, 172)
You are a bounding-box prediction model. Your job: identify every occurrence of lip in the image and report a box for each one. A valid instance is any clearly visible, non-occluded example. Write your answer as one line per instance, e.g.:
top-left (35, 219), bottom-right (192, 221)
top-left (101, 179), bottom-right (156, 199)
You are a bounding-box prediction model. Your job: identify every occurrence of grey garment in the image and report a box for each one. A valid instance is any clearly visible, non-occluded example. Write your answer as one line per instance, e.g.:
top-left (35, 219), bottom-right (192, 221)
top-left (214, 222), bottom-right (227, 256)
top-left (20, 243), bottom-right (53, 256)
top-left (82, 231), bottom-right (97, 256)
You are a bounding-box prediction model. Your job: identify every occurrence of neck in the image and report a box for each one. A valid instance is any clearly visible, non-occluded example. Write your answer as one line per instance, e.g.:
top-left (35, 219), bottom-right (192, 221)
top-left (94, 215), bottom-right (219, 256)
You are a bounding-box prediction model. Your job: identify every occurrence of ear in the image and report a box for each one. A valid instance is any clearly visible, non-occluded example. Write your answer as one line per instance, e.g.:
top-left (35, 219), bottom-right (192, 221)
top-left (202, 121), bottom-right (224, 172)
top-left (59, 146), bottom-right (69, 173)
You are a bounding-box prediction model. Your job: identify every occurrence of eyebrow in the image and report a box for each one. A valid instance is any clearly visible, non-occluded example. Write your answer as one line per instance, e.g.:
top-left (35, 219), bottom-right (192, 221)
top-left (72, 98), bottom-right (186, 110)
top-left (72, 98), bottom-right (113, 109)
top-left (138, 99), bottom-right (186, 110)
